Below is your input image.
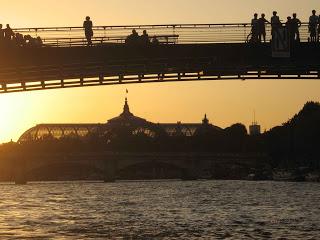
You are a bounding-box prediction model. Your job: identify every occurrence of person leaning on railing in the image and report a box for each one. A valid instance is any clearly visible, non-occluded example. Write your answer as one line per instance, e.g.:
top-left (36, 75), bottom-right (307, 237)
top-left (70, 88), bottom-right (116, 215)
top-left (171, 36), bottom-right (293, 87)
top-left (125, 29), bottom-right (140, 45)
top-left (258, 13), bottom-right (270, 43)
top-left (152, 37), bottom-right (159, 45)
top-left (140, 30), bottom-right (150, 45)
top-left (292, 13), bottom-right (301, 42)
top-left (126, 29), bottom-right (161, 46)
top-left (251, 13), bottom-right (259, 43)
top-left (13, 33), bottom-right (43, 47)
top-left (14, 33), bottom-right (25, 46)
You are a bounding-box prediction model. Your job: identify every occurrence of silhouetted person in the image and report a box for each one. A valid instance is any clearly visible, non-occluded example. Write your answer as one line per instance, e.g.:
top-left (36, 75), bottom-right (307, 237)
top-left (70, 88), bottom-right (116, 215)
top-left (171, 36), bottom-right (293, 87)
top-left (15, 33), bottom-right (25, 46)
top-left (36, 36), bottom-right (43, 47)
top-left (152, 37), bottom-right (159, 45)
top-left (292, 13), bottom-right (301, 42)
top-left (126, 29), bottom-right (139, 45)
top-left (318, 15), bottom-right (320, 42)
top-left (24, 35), bottom-right (36, 46)
top-left (23, 35), bottom-right (29, 46)
top-left (4, 24), bottom-right (14, 42)
top-left (140, 30), bottom-right (150, 45)
top-left (0, 24), bottom-right (4, 43)
top-left (271, 11), bottom-right (281, 38)
top-left (83, 16), bottom-right (93, 46)
top-left (286, 16), bottom-right (294, 43)
top-left (15, 33), bottom-right (23, 47)
top-left (251, 13), bottom-right (259, 43)
top-left (309, 10), bottom-right (318, 42)
top-left (258, 13), bottom-right (269, 43)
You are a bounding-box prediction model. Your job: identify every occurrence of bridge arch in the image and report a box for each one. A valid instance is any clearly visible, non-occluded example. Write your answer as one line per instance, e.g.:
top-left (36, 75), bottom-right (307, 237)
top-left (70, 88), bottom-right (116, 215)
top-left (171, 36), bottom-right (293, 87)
top-left (25, 161), bottom-right (105, 181)
top-left (117, 160), bottom-right (186, 180)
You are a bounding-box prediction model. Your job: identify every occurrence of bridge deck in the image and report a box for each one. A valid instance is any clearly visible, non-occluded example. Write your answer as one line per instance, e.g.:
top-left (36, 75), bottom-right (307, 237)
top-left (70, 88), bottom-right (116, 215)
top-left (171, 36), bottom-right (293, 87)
top-left (1, 43), bottom-right (320, 93)
top-left (0, 23), bottom-right (319, 93)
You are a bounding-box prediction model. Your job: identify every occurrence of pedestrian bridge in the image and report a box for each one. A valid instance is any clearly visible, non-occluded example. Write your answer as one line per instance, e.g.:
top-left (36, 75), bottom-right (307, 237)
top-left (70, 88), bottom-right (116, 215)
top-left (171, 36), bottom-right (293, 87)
top-left (0, 23), bottom-right (319, 94)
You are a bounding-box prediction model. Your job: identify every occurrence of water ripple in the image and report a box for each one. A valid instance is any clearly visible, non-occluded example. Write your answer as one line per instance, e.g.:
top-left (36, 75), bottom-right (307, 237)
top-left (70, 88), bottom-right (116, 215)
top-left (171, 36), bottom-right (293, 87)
top-left (0, 181), bottom-right (319, 239)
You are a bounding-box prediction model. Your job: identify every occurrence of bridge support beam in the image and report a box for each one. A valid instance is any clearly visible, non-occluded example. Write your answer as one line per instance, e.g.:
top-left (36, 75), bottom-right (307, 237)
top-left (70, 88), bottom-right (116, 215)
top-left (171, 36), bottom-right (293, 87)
top-left (14, 157), bottom-right (27, 185)
top-left (181, 159), bottom-right (199, 181)
top-left (181, 168), bottom-right (199, 181)
top-left (104, 159), bottom-right (116, 183)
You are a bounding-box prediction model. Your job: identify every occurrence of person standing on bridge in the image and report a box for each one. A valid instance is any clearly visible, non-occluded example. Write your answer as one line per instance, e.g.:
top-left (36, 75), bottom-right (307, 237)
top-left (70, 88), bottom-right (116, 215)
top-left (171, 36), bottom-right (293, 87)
top-left (309, 10), bottom-right (318, 42)
top-left (292, 13), bottom-right (302, 42)
top-left (318, 15), bottom-right (320, 42)
top-left (83, 16), bottom-right (93, 46)
top-left (126, 29), bottom-right (139, 45)
top-left (258, 14), bottom-right (270, 43)
top-left (271, 11), bottom-right (281, 38)
top-left (4, 24), bottom-right (14, 43)
top-left (251, 13), bottom-right (259, 43)
top-left (286, 17), bottom-right (294, 44)
top-left (0, 24), bottom-right (4, 44)
top-left (140, 30), bottom-right (150, 45)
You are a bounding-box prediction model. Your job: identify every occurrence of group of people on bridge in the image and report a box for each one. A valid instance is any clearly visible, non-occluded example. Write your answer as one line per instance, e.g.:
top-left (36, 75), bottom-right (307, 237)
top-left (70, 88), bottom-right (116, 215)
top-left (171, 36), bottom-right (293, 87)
top-left (0, 24), bottom-right (43, 47)
top-left (5, 13), bottom-right (320, 48)
top-left (251, 10), bottom-right (320, 44)
top-left (125, 29), bottom-right (160, 46)
top-left (83, 16), bottom-right (160, 46)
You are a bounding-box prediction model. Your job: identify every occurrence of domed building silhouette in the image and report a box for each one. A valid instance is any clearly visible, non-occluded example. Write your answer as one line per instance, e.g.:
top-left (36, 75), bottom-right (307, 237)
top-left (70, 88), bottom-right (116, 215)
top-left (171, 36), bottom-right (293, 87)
top-left (19, 98), bottom-right (222, 143)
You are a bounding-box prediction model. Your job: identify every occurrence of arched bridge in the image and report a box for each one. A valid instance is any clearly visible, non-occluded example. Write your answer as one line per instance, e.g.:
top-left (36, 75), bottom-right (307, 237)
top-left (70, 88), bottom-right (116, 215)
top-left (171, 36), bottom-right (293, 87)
top-left (8, 151), bottom-right (269, 183)
top-left (0, 23), bottom-right (320, 94)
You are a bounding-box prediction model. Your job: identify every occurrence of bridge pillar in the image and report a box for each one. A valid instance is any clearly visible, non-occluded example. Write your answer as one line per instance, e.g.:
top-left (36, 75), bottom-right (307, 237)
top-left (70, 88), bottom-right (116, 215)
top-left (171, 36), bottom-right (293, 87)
top-left (181, 168), bottom-right (198, 181)
top-left (14, 156), bottom-right (27, 185)
top-left (181, 159), bottom-right (199, 181)
top-left (104, 159), bottom-right (116, 183)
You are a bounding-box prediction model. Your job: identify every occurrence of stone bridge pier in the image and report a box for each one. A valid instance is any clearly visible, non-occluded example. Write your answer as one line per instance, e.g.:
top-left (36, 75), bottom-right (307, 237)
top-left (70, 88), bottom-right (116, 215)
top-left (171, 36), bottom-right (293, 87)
top-left (104, 158), bottom-right (117, 182)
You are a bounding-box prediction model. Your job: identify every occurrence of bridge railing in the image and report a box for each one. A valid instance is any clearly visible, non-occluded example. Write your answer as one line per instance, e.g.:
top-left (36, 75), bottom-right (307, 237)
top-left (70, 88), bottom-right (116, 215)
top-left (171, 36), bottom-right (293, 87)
top-left (12, 23), bottom-right (314, 47)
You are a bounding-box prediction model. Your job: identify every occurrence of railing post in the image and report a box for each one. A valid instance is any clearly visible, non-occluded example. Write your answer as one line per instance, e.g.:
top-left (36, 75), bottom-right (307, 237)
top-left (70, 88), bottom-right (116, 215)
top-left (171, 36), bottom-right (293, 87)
top-left (99, 74), bottom-right (104, 84)
top-left (60, 65), bottom-right (65, 88)
top-left (80, 77), bottom-right (84, 86)
top-left (21, 82), bottom-right (26, 91)
top-left (1, 83), bottom-right (7, 93)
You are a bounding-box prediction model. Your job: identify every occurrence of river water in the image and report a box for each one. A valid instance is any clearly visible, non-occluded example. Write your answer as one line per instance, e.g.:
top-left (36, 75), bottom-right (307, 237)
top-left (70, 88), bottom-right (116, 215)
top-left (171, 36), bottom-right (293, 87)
top-left (0, 180), bottom-right (319, 239)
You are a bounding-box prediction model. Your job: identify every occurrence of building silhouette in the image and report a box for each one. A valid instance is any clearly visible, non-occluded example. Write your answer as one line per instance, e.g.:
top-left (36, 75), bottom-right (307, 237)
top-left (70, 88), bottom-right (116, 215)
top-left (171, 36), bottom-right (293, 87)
top-left (19, 98), bottom-right (222, 143)
top-left (249, 112), bottom-right (261, 136)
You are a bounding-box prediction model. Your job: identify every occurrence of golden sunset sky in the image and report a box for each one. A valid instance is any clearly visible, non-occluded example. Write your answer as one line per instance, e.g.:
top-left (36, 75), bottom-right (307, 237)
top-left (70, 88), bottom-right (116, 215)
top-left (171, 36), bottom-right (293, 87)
top-left (0, 0), bottom-right (319, 142)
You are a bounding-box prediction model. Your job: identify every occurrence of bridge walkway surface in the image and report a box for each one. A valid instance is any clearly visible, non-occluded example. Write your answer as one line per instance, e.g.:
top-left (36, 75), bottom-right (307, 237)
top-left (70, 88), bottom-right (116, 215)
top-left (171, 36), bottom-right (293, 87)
top-left (0, 23), bottom-right (319, 93)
